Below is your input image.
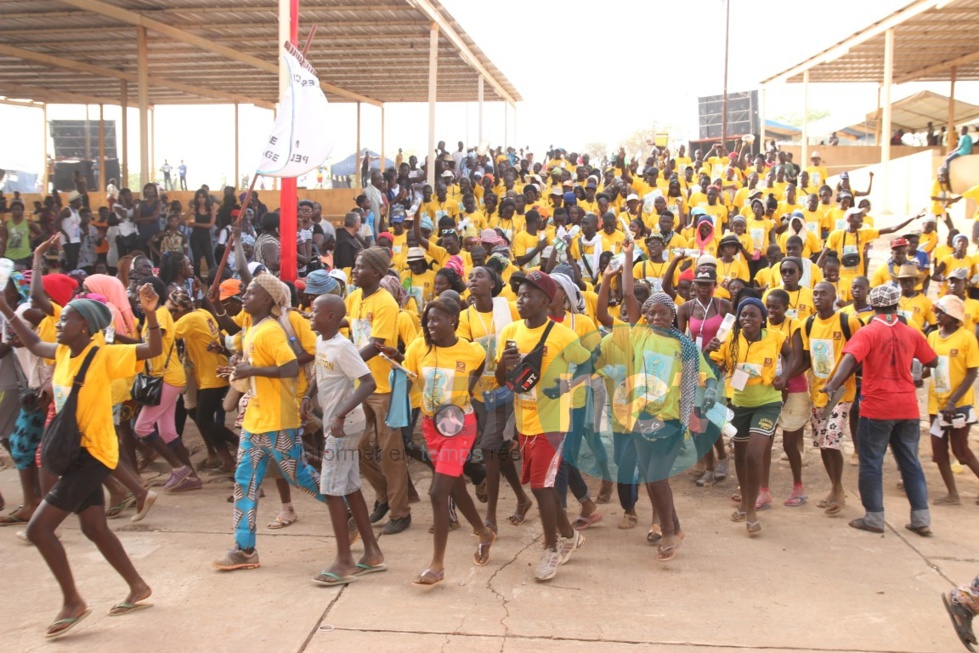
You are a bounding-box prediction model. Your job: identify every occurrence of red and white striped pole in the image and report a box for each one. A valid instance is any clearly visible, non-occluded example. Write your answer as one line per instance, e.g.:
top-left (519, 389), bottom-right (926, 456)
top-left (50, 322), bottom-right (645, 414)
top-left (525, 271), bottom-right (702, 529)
top-left (278, 0), bottom-right (299, 282)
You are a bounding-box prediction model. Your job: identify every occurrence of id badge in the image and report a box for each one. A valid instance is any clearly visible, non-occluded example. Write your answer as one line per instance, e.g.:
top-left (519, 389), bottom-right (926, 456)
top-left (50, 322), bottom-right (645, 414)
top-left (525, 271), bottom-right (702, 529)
top-left (731, 366), bottom-right (750, 391)
top-left (785, 308), bottom-right (798, 319)
top-left (696, 336), bottom-right (703, 349)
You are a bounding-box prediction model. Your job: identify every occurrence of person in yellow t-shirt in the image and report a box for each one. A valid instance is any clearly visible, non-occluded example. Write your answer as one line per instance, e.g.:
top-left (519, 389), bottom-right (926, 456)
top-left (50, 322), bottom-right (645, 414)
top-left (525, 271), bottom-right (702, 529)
top-left (402, 247), bottom-right (438, 312)
top-left (762, 257), bottom-right (815, 322)
top-left (488, 197), bottom-right (524, 241)
top-left (946, 269), bottom-right (979, 338)
top-left (599, 212), bottom-right (627, 255)
top-left (806, 152), bottom-right (829, 189)
top-left (512, 209), bottom-right (549, 271)
top-left (934, 233), bottom-right (976, 295)
top-left (402, 297), bottom-right (496, 584)
top-left (457, 194), bottom-right (487, 233)
top-left (0, 287), bottom-right (162, 636)
top-left (800, 282), bottom-right (863, 514)
top-left (927, 294), bottom-right (979, 506)
top-left (213, 274), bottom-right (326, 569)
top-left (131, 277), bottom-right (203, 492)
top-left (495, 270), bottom-right (590, 580)
top-left (170, 289), bottom-right (238, 472)
top-left (714, 234), bottom-right (750, 301)
top-left (344, 247), bottom-right (412, 534)
top-left (896, 264), bottom-right (937, 334)
top-left (827, 208), bottom-right (917, 282)
top-left (918, 216), bottom-right (940, 258)
top-left (422, 183), bottom-right (459, 224)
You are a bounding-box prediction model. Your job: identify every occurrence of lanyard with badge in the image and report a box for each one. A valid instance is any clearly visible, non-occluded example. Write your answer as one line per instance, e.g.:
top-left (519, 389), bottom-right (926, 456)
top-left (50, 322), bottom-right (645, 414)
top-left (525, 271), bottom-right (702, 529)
top-left (730, 333), bottom-right (760, 391)
top-left (694, 298), bottom-right (714, 350)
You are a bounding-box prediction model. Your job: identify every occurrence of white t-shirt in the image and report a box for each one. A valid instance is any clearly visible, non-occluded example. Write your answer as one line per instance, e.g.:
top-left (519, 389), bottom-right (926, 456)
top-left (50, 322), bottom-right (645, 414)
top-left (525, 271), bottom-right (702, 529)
top-left (61, 208), bottom-right (81, 244)
top-left (314, 333), bottom-right (370, 437)
top-left (12, 301), bottom-right (48, 389)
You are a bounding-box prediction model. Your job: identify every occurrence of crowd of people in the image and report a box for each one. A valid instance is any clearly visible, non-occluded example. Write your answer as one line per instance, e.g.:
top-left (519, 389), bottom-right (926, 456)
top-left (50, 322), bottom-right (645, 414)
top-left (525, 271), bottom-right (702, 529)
top-left (4, 138), bottom-right (979, 647)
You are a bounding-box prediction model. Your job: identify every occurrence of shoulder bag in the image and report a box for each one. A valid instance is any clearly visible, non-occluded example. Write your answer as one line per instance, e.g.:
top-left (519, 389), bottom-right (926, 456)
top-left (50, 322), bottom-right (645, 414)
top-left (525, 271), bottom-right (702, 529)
top-left (41, 347), bottom-right (99, 475)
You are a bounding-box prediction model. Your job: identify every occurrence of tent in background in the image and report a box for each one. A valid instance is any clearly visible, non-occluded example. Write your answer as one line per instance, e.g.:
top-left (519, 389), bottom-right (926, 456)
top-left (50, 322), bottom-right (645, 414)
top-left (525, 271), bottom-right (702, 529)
top-left (330, 149), bottom-right (395, 177)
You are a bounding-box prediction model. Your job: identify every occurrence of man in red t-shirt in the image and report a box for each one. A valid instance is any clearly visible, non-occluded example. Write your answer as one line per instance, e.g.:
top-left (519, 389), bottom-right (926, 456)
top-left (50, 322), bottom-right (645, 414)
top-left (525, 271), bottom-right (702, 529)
top-left (822, 285), bottom-right (937, 536)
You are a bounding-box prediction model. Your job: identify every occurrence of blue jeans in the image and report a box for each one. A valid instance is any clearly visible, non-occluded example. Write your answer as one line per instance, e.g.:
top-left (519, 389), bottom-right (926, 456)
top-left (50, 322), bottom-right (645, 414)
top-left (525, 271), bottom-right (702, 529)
top-left (857, 417), bottom-right (930, 530)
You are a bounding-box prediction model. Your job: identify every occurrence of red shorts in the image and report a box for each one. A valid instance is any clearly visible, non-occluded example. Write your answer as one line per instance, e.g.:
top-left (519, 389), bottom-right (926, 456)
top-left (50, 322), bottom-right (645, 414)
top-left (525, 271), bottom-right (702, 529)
top-left (518, 432), bottom-right (565, 489)
top-left (422, 413), bottom-right (477, 478)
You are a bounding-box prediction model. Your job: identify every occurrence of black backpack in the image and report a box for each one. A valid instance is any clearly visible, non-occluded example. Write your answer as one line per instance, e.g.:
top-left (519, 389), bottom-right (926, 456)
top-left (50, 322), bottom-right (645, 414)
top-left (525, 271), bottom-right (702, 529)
top-left (804, 312), bottom-right (852, 341)
top-left (506, 321), bottom-right (555, 394)
top-left (41, 347), bottom-right (99, 475)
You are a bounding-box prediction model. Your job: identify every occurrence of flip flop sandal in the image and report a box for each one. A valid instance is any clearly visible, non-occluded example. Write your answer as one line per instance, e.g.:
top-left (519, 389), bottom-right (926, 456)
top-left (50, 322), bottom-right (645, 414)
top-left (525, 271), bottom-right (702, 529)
top-left (353, 563), bottom-right (388, 576)
top-left (848, 518), bottom-right (884, 534)
top-left (596, 481), bottom-right (614, 504)
top-left (572, 512), bottom-right (603, 530)
top-left (816, 498), bottom-right (831, 509)
top-left (473, 531), bottom-right (496, 567)
top-left (755, 500), bottom-right (772, 511)
top-left (45, 609), bottom-right (91, 639)
top-left (106, 494), bottom-right (137, 519)
top-left (657, 542), bottom-right (679, 562)
top-left (731, 509), bottom-right (747, 523)
top-left (619, 513), bottom-right (638, 529)
top-left (0, 509), bottom-right (30, 525)
top-left (647, 526), bottom-right (662, 544)
top-left (746, 521), bottom-right (762, 537)
top-left (267, 512), bottom-right (298, 529)
top-left (474, 480), bottom-right (488, 503)
top-left (824, 501), bottom-right (845, 516)
top-left (412, 568), bottom-right (444, 587)
top-left (730, 492), bottom-right (742, 504)
top-left (943, 593), bottom-right (978, 652)
top-left (312, 571), bottom-right (358, 587)
top-left (508, 500), bottom-right (533, 526)
top-left (107, 602), bottom-right (153, 617)
top-left (131, 491), bottom-right (158, 523)
top-left (784, 495), bottom-right (808, 507)
top-left (905, 523), bottom-right (933, 537)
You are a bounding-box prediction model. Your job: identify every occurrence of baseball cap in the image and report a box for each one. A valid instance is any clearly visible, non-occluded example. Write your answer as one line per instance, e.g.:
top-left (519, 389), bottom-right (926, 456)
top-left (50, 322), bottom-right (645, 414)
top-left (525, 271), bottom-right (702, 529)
top-left (549, 186), bottom-right (563, 196)
top-left (697, 254), bottom-right (717, 268)
top-left (693, 267), bottom-right (718, 283)
top-left (811, 151), bottom-right (821, 159)
top-left (949, 267), bottom-right (970, 280)
top-left (219, 279), bottom-right (243, 301)
top-left (586, 179), bottom-right (597, 189)
top-left (441, 170), bottom-right (454, 178)
top-left (869, 284), bottom-right (900, 308)
top-left (390, 211), bottom-right (405, 223)
top-left (890, 237), bottom-right (909, 249)
top-left (406, 247), bottom-right (427, 261)
top-left (509, 270), bottom-right (557, 301)
top-left (626, 193), bottom-right (639, 202)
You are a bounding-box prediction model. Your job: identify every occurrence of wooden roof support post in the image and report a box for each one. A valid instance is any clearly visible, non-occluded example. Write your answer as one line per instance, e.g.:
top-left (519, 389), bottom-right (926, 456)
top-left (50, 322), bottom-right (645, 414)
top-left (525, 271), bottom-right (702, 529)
top-left (948, 66), bottom-right (957, 155)
top-left (98, 103), bottom-right (106, 193)
top-left (137, 25), bottom-right (150, 187)
top-left (234, 102), bottom-right (240, 188)
top-left (881, 28), bottom-right (894, 213)
top-left (41, 103), bottom-right (49, 194)
top-left (427, 21), bottom-right (438, 189)
top-left (120, 81), bottom-right (128, 185)
top-left (380, 104), bottom-right (386, 174)
top-left (802, 70), bottom-right (810, 165)
top-left (478, 75), bottom-right (484, 146)
top-left (355, 101), bottom-right (362, 188)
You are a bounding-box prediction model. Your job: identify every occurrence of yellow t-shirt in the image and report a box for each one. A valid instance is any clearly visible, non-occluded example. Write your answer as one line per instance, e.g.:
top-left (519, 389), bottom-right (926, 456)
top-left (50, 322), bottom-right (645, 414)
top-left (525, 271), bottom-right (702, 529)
top-left (401, 268), bottom-right (437, 312)
top-left (512, 230), bottom-right (547, 270)
top-left (771, 260), bottom-right (824, 290)
top-left (173, 309), bottom-right (229, 390)
top-left (422, 200), bottom-right (459, 223)
top-left (806, 166), bottom-right (829, 188)
top-left (826, 228), bottom-right (880, 278)
top-left (930, 179), bottom-right (953, 216)
top-left (632, 259), bottom-right (673, 292)
top-left (52, 342), bottom-right (141, 469)
top-left (962, 296), bottom-right (979, 329)
top-left (600, 229), bottom-right (627, 255)
top-left (403, 337), bottom-right (485, 417)
top-left (715, 258), bottom-right (750, 300)
top-left (777, 229), bottom-right (822, 258)
top-left (897, 293), bottom-right (936, 333)
top-left (801, 312), bottom-right (862, 406)
top-left (345, 287), bottom-right (400, 394)
top-left (763, 285), bottom-right (815, 322)
top-left (241, 317), bottom-right (299, 433)
top-left (745, 218), bottom-right (776, 256)
top-left (494, 319), bottom-right (591, 435)
top-left (488, 214), bottom-right (525, 239)
top-left (142, 306), bottom-right (186, 388)
top-left (927, 326), bottom-right (979, 413)
top-left (456, 301), bottom-right (519, 396)
top-left (711, 328), bottom-right (786, 408)
top-left (919, 230), bottom-right (939, 256)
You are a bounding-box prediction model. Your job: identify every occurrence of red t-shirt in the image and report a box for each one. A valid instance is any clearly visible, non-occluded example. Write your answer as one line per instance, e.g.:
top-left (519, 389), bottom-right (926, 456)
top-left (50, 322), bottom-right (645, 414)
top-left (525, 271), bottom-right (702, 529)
top-left (843, 314), bottom-right (936, 420)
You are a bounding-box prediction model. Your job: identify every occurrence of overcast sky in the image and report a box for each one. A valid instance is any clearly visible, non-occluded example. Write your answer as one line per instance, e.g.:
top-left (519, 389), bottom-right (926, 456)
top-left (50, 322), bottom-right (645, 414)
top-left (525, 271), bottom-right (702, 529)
top-left (2, 0), bottom-right (977, 188)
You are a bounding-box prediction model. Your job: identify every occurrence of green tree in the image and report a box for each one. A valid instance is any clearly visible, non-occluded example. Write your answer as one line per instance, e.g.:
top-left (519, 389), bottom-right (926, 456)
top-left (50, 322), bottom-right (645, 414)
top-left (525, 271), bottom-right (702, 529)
top-left (772, 108), bottom-right (830, 128)
top-left (583, 141), bottom-right (608, 161)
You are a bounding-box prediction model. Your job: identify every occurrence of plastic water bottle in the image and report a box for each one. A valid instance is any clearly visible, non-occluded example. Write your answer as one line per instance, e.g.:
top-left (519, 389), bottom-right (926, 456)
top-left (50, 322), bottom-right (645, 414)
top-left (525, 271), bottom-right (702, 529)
top-left (912, 358), bottom-right (922, 384)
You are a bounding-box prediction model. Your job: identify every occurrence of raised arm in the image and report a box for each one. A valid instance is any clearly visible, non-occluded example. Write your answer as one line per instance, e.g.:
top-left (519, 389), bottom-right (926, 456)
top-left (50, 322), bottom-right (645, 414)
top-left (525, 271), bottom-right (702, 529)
top-left (0, 293), bottom-right (56, 360)
top-left (134, 284), bottom-right (164, 361)
top-left (30, 235), bottom-right (61, 316)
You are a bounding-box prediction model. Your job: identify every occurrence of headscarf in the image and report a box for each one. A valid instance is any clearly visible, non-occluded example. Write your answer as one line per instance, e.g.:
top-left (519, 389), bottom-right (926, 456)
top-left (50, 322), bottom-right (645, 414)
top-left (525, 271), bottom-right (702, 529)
top-left (42, 273), bottom-right (78, 308)
top-left (9, 272), bottom-right (29, 304)
top-left (251, 274), bottom-right (290, 317)
top-left (640, 292), bottom-right (701, 431)
top-left (694, 217), bottom-right (716, 254)
top-left (84, 274), bottom-right (136, 337)
top-left (67, 298), bottom-right (113, 334)
top-left (420, 216), bottom-right (434, 232)
top-left (488, 251), bottom-right (511, 272)
top-left (444, 255), bottom-right (465, 278)
top-left (379, 274), bottom-right (408, 308)
top-left (168, 288), bottom-right (194, 312)
top-left (550, 273), bottom-right (584, 314)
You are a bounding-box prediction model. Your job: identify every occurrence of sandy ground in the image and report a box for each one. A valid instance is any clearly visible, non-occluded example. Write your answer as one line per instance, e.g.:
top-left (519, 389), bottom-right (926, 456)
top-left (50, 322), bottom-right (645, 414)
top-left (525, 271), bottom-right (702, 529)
top-left (0, 211), bottom-right (975, 653)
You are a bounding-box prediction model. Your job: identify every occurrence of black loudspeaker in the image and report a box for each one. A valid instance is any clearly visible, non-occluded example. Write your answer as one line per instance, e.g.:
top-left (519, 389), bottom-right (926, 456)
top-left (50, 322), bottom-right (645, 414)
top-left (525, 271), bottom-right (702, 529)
top-left (52, 159), bottom-right (120, 192)
top-left (698, 91), bottom-right (759, 141)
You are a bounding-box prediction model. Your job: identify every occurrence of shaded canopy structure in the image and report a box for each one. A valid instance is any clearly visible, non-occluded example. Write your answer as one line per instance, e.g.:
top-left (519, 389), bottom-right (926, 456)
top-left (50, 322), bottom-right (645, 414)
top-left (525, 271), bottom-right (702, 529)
top-left (330, 149), bottom-right (395, 176)
top-left (811, 91), bottom-right (979, 143)
top-left (0, 0), bottom-right (521, 189)
top-left (758, 0), bottom-right (978, 208)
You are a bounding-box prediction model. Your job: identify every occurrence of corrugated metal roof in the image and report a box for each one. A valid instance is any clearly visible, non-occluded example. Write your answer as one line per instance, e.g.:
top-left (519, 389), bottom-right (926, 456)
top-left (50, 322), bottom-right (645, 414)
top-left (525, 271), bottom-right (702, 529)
top-left (761, 0), bottom-right (979, 84)
top-left (0, 0), bottom-right (521, 107)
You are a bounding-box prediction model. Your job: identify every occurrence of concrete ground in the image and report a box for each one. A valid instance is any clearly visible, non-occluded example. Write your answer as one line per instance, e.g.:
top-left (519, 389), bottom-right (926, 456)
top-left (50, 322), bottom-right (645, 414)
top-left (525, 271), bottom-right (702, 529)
top-left (0, 399), bottom-right (975, 653)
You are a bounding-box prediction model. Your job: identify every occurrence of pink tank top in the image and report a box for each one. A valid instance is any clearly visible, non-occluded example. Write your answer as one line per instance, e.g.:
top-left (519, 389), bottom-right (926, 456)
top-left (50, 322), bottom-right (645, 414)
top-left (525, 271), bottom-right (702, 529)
top-left (689, 303), bottom-right (724, 348)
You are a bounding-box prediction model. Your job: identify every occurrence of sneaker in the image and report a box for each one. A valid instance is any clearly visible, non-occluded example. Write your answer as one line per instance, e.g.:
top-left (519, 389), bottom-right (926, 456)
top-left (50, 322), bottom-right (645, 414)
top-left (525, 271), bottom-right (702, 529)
top-left (163, 466), bottom-right (192, 491)
top-left (695, 469), bottom-right (715, 487)
top-left (167, 475), bottom-right (202, 493)
top-left (558, 530), bottom-right (585, 565)
top-left (535, 548), bottom-right (561, 582)
top-left (213, 548), bottom-right (260, 571)
top-left (714, 460), bottom-right (729, 482)
top-left (369, 501), bottom-right (390, 524)
top-left (381, 514), bottom-right (411, 535)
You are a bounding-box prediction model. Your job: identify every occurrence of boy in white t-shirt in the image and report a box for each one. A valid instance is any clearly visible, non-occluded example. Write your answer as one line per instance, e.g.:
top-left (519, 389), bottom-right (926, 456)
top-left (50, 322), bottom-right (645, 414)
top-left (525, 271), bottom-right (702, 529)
top-left (303, 294), bottom-right (384, 585)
